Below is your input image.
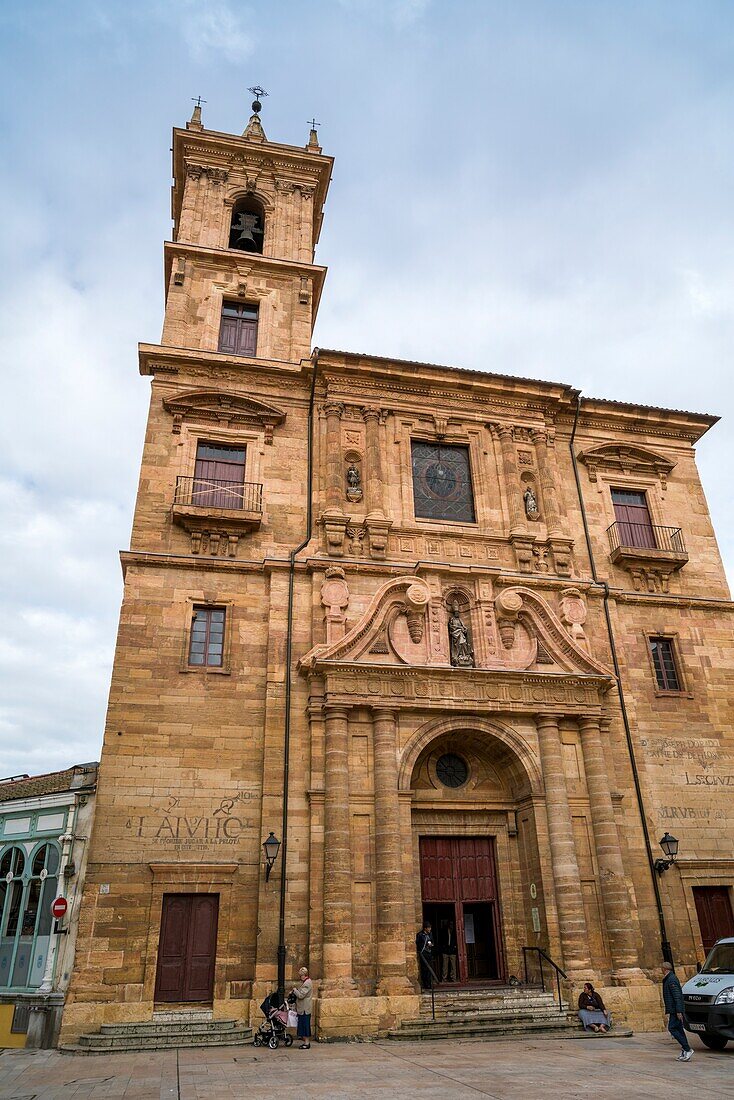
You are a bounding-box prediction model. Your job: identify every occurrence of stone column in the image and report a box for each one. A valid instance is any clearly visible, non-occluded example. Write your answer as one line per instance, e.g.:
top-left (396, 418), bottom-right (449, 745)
top-left (322, 705), bottom-right (356, 992)
top-left (531, 430), bottom-right (562, 537)
top-left (535, 714), bottom-right (593, 975)
top-left (362, 407), bottom-right (385, 517)
top-left (495, 424), bottom-right (526, 535)
top-left (578, 716), bottom-right (644, 981)
top-left (323, 402), bottom-right (345, 512)
top-left (371, 708), bottom-right (412, 994)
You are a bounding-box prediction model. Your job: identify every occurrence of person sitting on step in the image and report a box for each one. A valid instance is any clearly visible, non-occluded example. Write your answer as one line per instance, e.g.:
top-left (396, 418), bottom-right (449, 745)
top-left (577, 982), bottom-right (610, 1033)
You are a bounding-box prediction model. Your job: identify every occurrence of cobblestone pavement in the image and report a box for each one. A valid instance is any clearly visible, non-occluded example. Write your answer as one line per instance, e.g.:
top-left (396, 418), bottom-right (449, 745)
top-left (0, 1034), bottom-right (732, 1099)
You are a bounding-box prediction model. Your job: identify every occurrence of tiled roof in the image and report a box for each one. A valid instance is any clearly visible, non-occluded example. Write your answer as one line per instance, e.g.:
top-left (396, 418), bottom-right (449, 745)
top-left (0, 763), bottom-right (98, 804)
top-left (317, 348), bottom-right (718, 425)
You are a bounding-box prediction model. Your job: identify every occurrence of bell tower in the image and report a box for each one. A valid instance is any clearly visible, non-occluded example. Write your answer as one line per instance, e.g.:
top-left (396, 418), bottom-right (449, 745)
top-left (162, 89), bottom-right (332, 364)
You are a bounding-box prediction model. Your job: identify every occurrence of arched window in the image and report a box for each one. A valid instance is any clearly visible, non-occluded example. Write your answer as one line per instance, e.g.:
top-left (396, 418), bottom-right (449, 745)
top-left (229, 195), bottom-right (265, 253)
top-left (0, 842), bottom-right (60, 989)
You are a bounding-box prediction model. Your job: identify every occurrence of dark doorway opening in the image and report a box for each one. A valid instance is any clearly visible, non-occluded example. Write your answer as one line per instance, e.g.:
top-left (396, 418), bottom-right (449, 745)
top-left (419, 836), bottom-right (505, 984)
top-left (154, 893), bottom-right (219, 1003)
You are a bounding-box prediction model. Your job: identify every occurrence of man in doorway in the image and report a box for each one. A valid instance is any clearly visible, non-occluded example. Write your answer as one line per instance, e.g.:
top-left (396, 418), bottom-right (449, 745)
top-left (661, 961), bottom-right (693, 1062)
top-left (439, 919), bottom-right (458, 982)
top-left (416, 921), bottom-right (434, 990)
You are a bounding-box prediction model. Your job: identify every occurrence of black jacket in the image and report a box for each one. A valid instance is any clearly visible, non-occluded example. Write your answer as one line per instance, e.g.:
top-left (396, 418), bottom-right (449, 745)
top-left (662, 970), bottom-right (685, 1014)
top-left (416, 930), bottom-right (433, 957)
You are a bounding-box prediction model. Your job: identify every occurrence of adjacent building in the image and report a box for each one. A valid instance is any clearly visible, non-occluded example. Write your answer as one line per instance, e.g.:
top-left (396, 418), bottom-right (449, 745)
top-left (0, 763), bottom-right (97, 1047)
top-left (61, 100), bottom-right (734, 1042)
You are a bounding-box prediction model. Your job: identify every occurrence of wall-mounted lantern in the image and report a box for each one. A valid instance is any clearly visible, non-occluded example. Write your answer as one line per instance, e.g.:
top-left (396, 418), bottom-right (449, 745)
top-left (654, 831), bottom-right (679, 875)
top-left (263, 831), bottom-right (281, 882)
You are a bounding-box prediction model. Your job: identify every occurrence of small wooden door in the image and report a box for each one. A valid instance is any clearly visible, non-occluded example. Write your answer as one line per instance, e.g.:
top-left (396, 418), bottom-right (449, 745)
top-left (611, 488), bottom-right (656, 549)
top-left (193, 442), bottom-right (246, 509)
top-left (693, 886), bottom-right (734, 955)
top-left (154, 894), bottom-right (219, 1003)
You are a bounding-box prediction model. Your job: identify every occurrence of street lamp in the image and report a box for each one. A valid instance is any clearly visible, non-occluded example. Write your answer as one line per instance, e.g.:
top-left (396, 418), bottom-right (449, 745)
top-left (654, 831), bottom-right (679, 875)
top-left (263, 831), bottom-right (281, 882)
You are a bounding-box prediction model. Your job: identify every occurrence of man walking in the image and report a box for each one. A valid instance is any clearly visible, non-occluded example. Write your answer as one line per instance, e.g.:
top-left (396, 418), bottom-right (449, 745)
top-left (662, 960), bottom-right (693, 1062)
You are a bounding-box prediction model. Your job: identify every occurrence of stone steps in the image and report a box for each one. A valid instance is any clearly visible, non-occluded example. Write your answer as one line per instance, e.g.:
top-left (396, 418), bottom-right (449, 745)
top-left (60, 1017), bottom-right (252, 1055)
top-left (388, 985), bottom-right (634, 1043)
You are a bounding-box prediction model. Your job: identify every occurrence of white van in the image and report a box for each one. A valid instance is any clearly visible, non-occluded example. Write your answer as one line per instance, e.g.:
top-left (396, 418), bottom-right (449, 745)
top-left (682, 937), bottom-right (734, 1050)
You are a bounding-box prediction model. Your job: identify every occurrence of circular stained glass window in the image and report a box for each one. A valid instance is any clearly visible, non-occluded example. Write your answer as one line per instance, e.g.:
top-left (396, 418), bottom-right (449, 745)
top-left (425, 461), bottom-right (457, 498)
top-left (436, 753), bottom-right (469, 788)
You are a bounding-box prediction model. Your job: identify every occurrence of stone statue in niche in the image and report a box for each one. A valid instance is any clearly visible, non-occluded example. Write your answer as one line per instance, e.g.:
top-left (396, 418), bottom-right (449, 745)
top-left (448, 602), bottom-right (474, 668)
top-left (346, 463), bottom-right (363, 503)
top-left (524, 485), bottom-right (540, 520)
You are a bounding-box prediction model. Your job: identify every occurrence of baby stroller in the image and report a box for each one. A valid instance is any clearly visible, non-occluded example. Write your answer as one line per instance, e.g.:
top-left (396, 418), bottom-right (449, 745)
top-left (253, 991), bottom-right (294, 1049)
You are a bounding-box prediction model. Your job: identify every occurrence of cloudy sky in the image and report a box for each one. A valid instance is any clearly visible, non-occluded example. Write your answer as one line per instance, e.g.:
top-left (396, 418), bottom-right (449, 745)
top-left (1, 1), bottom-right (733, 777)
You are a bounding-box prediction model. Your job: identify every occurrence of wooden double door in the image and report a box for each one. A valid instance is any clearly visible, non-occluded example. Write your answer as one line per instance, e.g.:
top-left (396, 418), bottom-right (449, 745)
top-left (154, 894), bottom-right (219, 1003)
top-left (420, 836), bottom-right (505, 984)
top-left (693, 886), bottom-right (734, 955)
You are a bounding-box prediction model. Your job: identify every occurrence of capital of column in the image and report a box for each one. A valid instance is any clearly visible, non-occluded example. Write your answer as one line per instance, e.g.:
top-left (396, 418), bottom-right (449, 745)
top-left (371, 706), bottom-right (398, 721)
top-left (361, 405), bottom-right (382, 423)
top-left (530, 428), bottom-right (548, 446)
top-left (534, 712), bottom-right (564, 730)
top-left (323, 401), bottom-right (345, 419)
top-left (323, 704), bottom-right (351, 722)
top-left (578, 715), bottom-right (602, 734)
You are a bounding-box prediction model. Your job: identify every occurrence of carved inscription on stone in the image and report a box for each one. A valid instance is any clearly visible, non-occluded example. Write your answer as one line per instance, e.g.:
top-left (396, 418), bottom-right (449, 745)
top-left (124, 790), bottom-right (260, 852)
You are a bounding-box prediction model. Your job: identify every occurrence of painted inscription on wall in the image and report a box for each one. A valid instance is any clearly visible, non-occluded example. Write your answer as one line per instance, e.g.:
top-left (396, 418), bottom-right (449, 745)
top-left (639, 736), bottom-right (722, 769)
top-left (124, 790), bottom-right (260, 852)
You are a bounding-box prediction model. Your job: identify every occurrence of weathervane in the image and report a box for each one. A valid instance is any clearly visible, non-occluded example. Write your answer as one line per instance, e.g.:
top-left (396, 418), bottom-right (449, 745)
top-left (248, 85), bottom-right (269, 114)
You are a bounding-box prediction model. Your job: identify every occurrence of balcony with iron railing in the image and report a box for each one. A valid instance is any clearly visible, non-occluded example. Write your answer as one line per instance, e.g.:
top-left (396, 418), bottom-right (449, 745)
top-left (606, 521), bottom-right (688, 571)
top-left (172, 476), bottom-right (264, 536)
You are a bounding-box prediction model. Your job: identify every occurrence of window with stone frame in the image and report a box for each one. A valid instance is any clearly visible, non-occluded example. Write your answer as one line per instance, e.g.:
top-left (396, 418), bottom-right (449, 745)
top-left (188, 606), bottom-right (226, 668)
top-left (648, 636), bottom-right (682, 692)
top-left (218, 301), bottom-right (259, 357)
top-left (411, 441), bottom-right (476, 523)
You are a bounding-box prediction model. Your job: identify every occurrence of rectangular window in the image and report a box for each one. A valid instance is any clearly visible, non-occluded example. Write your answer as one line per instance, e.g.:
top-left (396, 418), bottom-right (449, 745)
top-left (649, 636), bottom-right (681, 692)
top-left (611, 488), bottom-right (656, 550)
top-left (411, 441), bottom-right (476, 523)
top-left (188, 607), bottom-right (226, 668)
top-left (193, 442), bottom-right (246, 509)
top-left (218, 300), bottom-right (258, 357)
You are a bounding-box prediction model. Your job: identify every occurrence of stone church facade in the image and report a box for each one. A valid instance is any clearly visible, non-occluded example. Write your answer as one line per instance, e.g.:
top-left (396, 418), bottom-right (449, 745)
top-left (61, 102), bottom-right (734, 1042)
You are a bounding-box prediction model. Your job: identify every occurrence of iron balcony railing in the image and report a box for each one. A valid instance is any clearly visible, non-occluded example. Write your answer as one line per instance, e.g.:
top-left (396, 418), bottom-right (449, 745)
top-left (174, 476), bottom-right (263, 513)
top-left (607, 521), bottom-right (686, 555)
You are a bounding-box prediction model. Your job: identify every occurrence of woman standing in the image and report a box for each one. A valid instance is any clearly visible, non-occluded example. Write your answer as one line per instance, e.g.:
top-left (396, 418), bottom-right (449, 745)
top-left (292, 966), bottom-right (313, 1049)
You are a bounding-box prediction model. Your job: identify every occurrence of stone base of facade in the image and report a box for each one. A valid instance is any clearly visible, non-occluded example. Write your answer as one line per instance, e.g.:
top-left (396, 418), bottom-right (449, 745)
top-left (61, 980), bottom-right (663, 1046)
top-left (315, 994), bottom-right (421, 1039)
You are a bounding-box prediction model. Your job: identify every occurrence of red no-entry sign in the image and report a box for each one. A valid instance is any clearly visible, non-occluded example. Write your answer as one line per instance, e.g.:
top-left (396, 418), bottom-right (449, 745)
top-left (51, 896), bottom-right (68, 920)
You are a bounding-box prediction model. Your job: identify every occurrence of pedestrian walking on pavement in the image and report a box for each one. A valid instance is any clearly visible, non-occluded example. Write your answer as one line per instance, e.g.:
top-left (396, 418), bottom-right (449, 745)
top-left (662, 961), bottom-right (693, 1062)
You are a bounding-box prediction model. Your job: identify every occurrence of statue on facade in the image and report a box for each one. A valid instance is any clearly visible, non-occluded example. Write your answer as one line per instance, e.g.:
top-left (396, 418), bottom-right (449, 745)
top-left (346, 462), bottom-right (363, 503)
top-left (524, 485), bottom-right (540, 520)
top-left (448, 602), bottom-right (474, 667)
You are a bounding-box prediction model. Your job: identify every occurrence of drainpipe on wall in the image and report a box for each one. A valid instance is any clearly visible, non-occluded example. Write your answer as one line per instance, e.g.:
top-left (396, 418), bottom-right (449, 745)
top-left (569, 392), bottom-right (673, 965)
top-left (277, 348), bottom-right (320, 998)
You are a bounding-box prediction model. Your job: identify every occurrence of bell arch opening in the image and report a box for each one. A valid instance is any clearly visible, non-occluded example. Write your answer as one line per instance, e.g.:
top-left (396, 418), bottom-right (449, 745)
top-left (229, 194), bottom-right (265, 253)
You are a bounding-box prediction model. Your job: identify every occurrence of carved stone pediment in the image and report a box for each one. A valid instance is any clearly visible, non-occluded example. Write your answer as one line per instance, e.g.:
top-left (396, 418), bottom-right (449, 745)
top-left (300, 576), bottom-right (433, 669)
top-left (300, 574), bottom-right (613, 683)
top-left (163, 389), bottom-right (286, 442)
top-left (576, 443), bottom-right (674, 487)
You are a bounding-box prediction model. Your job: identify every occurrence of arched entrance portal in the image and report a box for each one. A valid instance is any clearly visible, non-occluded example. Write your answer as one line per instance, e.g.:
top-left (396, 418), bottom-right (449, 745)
top-left (404, 720), bottom-right (544, 987)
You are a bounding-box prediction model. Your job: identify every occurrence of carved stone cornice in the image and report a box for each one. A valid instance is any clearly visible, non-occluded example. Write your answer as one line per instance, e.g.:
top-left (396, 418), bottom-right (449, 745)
top-left (317, 664), bottom-right (609, 714)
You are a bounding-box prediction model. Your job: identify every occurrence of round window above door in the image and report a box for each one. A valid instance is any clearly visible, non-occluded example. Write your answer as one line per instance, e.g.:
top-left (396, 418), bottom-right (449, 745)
top-left (436, 753), bottom-right (469, 789)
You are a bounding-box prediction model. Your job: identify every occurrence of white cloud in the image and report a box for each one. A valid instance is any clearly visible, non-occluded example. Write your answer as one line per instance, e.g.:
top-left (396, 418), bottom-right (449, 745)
top-left (175, 0), bottom-right (254, 63)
